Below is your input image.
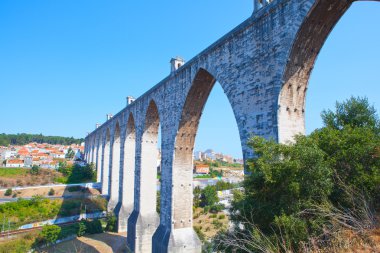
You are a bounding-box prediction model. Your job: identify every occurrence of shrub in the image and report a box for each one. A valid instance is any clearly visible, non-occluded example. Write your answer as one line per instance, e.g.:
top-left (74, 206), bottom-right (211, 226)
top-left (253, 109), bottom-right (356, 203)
top-left (210, 204), bottom-right (224, 213)
top-left (41, 225), bottom-right (61, 244)
top-left (77, 221), bottom-right (86, 237)
top-left (4, 188), bottom-right (12, 196)
top-left (218, 214), bottom-right (226, 220)
top-left (85, 219), bottom-right (103, 234)
top-left (194, 226), bottom-right (206, 242)
top-left (48, 188), bottom-right (55, 196)
top-left (105, 213), bottom-right (117, 232)
top-left (30, 165), bottom-right (39, 175)
top-left (12, 193), bottom-right (17, 198)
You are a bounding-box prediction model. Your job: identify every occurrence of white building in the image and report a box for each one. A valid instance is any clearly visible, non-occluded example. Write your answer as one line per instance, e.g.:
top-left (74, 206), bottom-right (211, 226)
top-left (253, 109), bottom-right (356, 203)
top-left (5, 159), bottom-right (25, 168)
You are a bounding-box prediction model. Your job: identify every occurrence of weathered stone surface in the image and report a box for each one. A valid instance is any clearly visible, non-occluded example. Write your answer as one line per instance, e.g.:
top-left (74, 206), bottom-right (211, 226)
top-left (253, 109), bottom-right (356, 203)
top-left (84, 0), bottom-right (378, 251)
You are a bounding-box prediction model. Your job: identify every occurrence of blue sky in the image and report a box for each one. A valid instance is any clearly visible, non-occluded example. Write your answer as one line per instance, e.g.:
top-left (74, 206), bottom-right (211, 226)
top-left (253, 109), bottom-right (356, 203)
top-left (0, 1), bottom-right (379, 158)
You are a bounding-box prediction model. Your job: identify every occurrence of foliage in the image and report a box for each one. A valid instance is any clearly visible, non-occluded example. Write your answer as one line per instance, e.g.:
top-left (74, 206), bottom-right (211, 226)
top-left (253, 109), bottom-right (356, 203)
top-left (41, 224), bottom-right (61, 244)
top-left (4, 188), bottom-right (12, 196)
top-left (210, 204), bottom-right (225, 213)
top-left (214, 181), bottom-right (238, 191)
top-left (48, 188), bottom-right (55, 196)
top-left (236, 135), bottom-right (332, 235)
top-left (222, 97), bottom-right (380, 252)
top-left (57, 164), bottom-right (96, 184)
top-left (210, 168), bottom-right (223, 178)
top-left (193, 186), bottom-right (202, 208)
top-left (0, 168), bottom-right (29, 177)
top-left (321, 96), bottom-right (380, 133)
top-left (0, 196), bottom-right (107, 229)
top-left (65, 148), bottom-right (75, 159)
top-left (156, 191), bottom-right (160, 214)
top-left (0, 231), bottom-right (39, 253)
top-left (77, 221), bottom-right (86, 237)
top-left (105, 213), bottom-right (117, 232)
top-left (200, 186), bottom-right (219, 208)
top-left (194, 226), bottom-right (206, 242)
top-left (30, 165), bottom-right (40, 175)
top-left (194, 181), bottom-right (238, 209)
top-left (0, 133), bottom-right (83, 146)
top-left (84, 219), bottom-right (103, 234)
top-left (312, 96), bottom-right (380, 206)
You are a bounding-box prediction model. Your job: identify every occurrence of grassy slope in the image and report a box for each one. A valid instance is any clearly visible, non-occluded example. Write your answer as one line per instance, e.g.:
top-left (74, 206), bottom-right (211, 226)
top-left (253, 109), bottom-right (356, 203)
top-left (0, 197), bottom-right (107, 229)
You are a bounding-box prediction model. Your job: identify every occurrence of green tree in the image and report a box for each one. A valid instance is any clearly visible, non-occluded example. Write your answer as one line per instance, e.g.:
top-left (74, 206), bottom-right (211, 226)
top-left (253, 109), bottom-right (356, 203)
top-left (201, 186), bottom-right (219, 208)
top-left (105, 213), bottom-right (117, 232)
top-left (48, 188), bottom-right (55, 196)
top-left (77, 221), bottom-right (86, 237)
top-left (321, 96), bottom-right (380, 133)
top-left (4, 188), bottom-right (12, 196)
top-left (41, 225), bottom-right (61, 244)
top-left (30, 165), bottom-right (39, 175)
top-left (65, 148), bottom-right (75, 159)
top-left (229, 135), bottom-right (333, 249)
top-left (193, 186), bottom-right (202, 208)
top-left (312, 97), bottom-right (380, 205)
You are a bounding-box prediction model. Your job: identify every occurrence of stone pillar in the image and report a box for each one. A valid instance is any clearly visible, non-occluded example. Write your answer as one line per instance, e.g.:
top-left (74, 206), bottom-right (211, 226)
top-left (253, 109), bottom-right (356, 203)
top-left (96, 142), bottom-right (103, 183)
top-left (109, 127), bottom-right (121, 211)
top-left (116, 116), bottom-right (136, 232)
top-left (128, 102), bottom-right (160, 253)
top-left (102, 133), bottom-right (111, 196)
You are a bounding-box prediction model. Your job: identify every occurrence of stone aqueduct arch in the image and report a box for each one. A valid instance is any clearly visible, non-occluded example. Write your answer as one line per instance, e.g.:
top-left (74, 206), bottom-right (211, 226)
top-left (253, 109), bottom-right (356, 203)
top-left (84, 0), bottom-right (379, 252)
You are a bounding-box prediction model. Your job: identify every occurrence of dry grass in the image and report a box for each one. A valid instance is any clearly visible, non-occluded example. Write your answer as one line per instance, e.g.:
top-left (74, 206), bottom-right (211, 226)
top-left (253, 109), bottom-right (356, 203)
top-left (0, 186), bottom-right (100, 199)
top-left (193, 207), bottom-right (229, 239)
top-left (0, 168), bottom-right (64, 188)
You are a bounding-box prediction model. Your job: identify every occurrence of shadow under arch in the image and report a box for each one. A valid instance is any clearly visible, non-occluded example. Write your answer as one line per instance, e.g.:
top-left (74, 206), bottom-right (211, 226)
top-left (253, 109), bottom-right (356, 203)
top-left (108, 121), bottom-right (121, 211)
top-left (116, 112), bottom-right (137, 232)
top-left (127, 99), bottom-right (161, 252)
top-left (278, 0), bottom-right (380, 144)
top-left (153, 68), bottom-right (243, 252)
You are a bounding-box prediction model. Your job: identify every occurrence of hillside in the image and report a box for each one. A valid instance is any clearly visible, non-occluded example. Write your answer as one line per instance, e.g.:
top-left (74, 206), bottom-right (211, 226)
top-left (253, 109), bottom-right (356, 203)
top-left (0, 133), bottom-right (83, 146)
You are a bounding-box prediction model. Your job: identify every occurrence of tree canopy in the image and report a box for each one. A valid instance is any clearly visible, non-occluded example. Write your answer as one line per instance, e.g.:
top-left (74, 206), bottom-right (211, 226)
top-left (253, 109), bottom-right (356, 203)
top-left (220, 97), bottom-right (380, 252)
top-left (0, 133), bottom-right (83, 146)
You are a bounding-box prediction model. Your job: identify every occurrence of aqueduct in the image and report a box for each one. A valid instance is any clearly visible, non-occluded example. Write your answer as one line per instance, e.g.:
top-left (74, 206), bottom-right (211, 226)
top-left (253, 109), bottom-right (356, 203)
top-left (84, 0), bottom-right (379, 252)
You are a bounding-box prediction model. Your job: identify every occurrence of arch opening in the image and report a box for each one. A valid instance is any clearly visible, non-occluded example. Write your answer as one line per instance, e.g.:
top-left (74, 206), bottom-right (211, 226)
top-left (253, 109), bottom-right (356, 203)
top-left (168, 68), bottom-right (243, 243)
top-left (278, 0), bottom-right (380, 143)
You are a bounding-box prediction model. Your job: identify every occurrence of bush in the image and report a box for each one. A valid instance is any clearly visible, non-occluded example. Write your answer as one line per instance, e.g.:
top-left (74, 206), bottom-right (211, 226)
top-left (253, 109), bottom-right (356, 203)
top-left (4, 188), bottom-right (12, 196)
top-left (105, 213), bottom-right (117, 232)
top-left (210, 204), bottom-right (224, 213)
top-left (85, 219), bottom-right (103, 234)
top-left (30, 165), bottom-right (39, 175)
top-left (48, 188), bottom-right (55, 196)
top-left (77, 221), bottom-right (86, 237)
top-left (194, 226), bottom-right (206, 242)
top-left (41, 225), bottom-right (61, 244)
top-left (218, 214), bottom-right (226, 220)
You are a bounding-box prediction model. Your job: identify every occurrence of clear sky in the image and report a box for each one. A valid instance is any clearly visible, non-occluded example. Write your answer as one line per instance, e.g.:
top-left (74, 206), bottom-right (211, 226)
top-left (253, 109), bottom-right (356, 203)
top-left (0, 1), bottom-right (379, 159)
